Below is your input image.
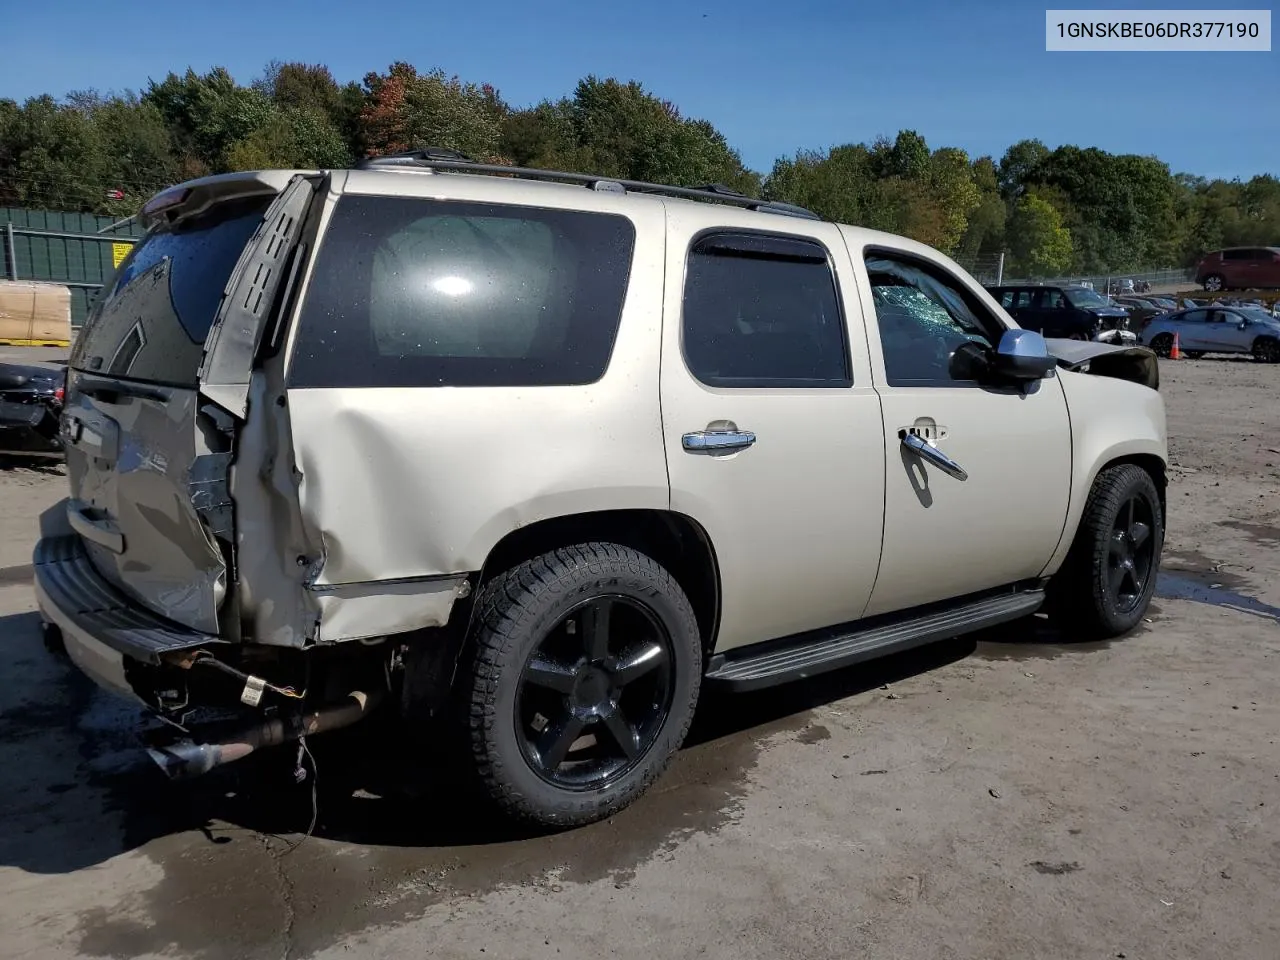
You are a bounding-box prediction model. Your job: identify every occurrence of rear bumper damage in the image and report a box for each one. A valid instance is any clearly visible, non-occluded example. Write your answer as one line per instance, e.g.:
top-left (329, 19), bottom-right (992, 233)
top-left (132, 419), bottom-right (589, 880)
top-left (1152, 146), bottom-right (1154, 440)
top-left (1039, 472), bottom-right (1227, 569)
top-left (34, 527), bottom-right (392, 780)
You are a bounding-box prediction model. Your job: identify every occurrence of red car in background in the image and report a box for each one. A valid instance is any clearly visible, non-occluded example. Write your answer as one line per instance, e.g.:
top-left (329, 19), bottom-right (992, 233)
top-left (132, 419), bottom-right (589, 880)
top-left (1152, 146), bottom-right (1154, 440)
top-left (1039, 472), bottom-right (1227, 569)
top-left (1195, 247), bottom-right (1280, 291)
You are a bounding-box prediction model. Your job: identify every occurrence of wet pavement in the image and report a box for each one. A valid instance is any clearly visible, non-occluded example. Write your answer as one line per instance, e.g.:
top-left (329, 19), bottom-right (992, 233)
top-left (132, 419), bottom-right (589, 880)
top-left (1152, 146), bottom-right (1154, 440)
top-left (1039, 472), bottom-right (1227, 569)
top-left (3, 355), bottom-right (1280, 959)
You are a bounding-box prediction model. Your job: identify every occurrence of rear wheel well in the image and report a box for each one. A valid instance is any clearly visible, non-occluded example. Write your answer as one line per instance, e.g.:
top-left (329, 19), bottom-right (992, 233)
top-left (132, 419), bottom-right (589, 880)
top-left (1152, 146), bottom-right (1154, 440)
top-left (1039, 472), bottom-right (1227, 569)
top-left (476, 510), bottom-right (721, 659)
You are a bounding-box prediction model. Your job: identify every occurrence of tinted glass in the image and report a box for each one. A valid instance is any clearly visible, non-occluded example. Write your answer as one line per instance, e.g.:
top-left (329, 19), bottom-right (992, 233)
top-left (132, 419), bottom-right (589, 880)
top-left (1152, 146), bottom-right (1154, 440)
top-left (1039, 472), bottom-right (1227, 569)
top-left (69, 196), bottom-right (270, 385)
top-left (1043, 290), bottom-right (1066, 309)
top-left (865, 252), bottom-right (1000, 386)
top-left (1222, 249), bottom-right (1252, 261)
top-left (288, 196), bottom-right (635, 388)
top-left (681, 233), bottom-right (849, 387)
top-left (1064, 286), bottom-right (1109, 309)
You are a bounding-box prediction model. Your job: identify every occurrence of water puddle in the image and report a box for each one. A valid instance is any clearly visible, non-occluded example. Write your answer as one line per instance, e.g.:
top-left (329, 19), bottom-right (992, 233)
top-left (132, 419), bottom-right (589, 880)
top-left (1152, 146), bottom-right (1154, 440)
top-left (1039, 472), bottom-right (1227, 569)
top-left (1156, 573), bottom-right (1280, 622)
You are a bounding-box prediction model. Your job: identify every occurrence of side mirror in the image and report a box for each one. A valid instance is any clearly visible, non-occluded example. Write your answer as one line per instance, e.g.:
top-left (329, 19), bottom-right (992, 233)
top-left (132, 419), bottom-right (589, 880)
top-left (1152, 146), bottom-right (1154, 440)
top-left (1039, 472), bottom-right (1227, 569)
top-left (992, 329), bottom-right (1057, 381)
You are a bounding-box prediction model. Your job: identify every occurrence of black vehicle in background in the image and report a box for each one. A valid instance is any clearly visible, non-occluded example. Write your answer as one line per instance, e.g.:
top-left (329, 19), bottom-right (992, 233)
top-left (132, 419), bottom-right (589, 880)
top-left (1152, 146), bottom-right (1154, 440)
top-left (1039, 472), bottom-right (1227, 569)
top-left (0, 361), bottom-right (65, 455)
top-left (987, 284), bottom-right (1135, 342)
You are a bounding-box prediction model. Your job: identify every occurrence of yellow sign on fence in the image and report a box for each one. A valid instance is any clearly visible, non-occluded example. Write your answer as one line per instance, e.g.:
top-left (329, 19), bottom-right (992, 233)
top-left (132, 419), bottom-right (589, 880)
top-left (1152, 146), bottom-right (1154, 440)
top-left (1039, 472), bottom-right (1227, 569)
top-left (111, 241), bottom-right (133, 268)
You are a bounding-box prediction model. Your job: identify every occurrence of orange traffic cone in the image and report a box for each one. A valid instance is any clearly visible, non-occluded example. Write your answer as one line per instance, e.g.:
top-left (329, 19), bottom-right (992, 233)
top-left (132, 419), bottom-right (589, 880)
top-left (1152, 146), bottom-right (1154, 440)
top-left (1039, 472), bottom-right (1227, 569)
top-left (1170, 332), bottom-right (1182, 360)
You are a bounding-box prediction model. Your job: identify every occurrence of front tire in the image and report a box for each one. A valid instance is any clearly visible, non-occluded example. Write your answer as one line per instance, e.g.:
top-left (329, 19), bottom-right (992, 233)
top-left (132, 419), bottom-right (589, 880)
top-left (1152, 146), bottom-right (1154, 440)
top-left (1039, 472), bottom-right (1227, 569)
top-left (1148, 333), bottom-right (1174, 358)
top-left (1203, 274), bottom-right (1225, 292)
top-left (463, 543), bottom-right (702, 828)
top-left (1252, 337), bottom-right (1280, 363)
top-left (1049, 464), bottom-right (1163, 639)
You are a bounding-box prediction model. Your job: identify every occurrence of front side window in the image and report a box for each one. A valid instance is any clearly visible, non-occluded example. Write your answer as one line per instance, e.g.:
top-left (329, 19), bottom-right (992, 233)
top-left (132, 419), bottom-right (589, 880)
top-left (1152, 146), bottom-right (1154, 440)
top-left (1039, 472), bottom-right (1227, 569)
top-left (865, 251), bottom-right (1003, 386)
top-left (681, 232), bottom-right (850, 388)
top-left (288, 196), bottom-right (636, 388)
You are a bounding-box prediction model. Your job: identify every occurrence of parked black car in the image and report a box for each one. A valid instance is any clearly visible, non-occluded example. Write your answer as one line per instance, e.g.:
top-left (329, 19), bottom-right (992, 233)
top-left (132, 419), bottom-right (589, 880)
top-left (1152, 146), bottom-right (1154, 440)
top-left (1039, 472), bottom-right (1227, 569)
top-left (987, 284), bottom-right (1134, 342)
top-left (0, 361), bottom-right (65, 454)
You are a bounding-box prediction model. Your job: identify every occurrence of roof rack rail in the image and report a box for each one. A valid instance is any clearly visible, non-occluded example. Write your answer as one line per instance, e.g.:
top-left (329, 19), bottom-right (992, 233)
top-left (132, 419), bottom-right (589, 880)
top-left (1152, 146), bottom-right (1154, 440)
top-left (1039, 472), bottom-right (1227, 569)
top-left (355, 149), bottom-right (822, 221)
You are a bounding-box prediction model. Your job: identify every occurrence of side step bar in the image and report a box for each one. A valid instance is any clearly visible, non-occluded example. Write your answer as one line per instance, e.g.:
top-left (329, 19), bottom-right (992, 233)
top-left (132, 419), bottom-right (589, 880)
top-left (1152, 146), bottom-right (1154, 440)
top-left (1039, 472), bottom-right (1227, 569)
top-left (705, 588), bottom-right (1045, 692)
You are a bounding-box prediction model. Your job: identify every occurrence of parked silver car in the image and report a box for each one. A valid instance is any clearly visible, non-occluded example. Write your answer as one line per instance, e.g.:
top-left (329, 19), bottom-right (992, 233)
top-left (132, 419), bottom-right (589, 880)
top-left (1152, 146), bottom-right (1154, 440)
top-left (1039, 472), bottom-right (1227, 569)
top-left (1139, 305), bottom-right (1280, 361)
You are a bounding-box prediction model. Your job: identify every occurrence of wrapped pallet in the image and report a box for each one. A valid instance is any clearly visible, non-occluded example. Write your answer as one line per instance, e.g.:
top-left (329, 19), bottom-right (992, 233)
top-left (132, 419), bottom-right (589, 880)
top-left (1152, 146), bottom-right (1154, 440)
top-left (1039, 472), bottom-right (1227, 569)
top-left (0, 280), bottom-right (73, 346)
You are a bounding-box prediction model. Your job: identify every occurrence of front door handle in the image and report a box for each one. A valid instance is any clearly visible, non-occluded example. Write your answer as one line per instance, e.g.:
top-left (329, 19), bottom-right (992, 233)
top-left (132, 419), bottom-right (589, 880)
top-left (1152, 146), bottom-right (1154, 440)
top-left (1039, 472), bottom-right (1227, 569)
top-left (683, 429), bottom-right (756, 452)
top-left (900, 430), bottom-right (968, 482)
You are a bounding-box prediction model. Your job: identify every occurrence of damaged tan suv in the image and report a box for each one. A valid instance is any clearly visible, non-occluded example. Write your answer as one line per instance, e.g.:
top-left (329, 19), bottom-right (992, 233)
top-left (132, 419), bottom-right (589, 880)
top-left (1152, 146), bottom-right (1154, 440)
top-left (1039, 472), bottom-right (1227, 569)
top-left (35, 152), bottom-right (1168, 828)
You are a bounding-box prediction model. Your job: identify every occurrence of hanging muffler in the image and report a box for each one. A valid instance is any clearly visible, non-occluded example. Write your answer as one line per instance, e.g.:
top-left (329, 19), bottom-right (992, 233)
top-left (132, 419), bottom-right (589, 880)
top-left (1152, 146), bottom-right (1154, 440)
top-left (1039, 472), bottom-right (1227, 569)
top-left (146, 688), bottom-right (382, 780)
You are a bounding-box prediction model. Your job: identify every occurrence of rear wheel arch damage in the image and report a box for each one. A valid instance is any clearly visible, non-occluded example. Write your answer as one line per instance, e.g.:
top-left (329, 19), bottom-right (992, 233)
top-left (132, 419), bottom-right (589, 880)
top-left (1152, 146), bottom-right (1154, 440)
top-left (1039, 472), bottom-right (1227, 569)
top-left (396, 509), bottom-right (722, 724)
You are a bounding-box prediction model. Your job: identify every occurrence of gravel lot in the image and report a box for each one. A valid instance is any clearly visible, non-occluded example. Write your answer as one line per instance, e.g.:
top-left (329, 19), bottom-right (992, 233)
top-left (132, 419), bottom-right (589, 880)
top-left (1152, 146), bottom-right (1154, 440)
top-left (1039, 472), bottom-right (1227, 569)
top-left (1, 357), bottom-right (1277, 960)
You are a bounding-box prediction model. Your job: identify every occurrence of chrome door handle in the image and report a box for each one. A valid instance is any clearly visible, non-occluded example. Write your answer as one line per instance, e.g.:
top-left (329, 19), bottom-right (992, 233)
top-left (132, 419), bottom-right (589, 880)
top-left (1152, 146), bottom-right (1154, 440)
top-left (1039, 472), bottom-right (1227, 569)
top-left (900, 431), bottom-right (968, 481)
top-left (682, 429), bottom-right (756, 452)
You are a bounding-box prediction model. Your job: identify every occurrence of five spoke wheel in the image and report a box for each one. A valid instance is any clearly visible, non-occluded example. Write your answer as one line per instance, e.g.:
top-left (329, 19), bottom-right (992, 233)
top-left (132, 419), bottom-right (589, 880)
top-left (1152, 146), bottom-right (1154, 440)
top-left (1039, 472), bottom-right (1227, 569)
top-left (517, 595), bottom-right (675, 789)
top-left (1107, 494), bottom-right (1155, 613)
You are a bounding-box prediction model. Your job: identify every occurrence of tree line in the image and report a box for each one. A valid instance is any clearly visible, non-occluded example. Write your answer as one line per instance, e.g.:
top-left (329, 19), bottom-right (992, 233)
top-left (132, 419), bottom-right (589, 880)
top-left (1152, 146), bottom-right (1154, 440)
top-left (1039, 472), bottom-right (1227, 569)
top-left (1, 60), bottom-right (1276, 277)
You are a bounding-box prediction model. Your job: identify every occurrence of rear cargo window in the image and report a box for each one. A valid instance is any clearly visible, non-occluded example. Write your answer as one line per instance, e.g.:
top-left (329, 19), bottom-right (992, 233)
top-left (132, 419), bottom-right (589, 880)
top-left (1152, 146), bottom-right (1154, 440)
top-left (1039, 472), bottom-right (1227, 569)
top-left (69, 196), bottom-right (271, 385)
top-left (287, 195), bottom-right (636, 388)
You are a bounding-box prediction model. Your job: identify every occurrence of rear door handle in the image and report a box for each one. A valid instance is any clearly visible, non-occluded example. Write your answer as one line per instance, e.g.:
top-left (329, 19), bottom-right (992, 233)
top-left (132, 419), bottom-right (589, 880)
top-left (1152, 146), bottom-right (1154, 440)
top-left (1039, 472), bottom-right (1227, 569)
top-left (682, 429), bottom-right (756, 452)
top-left (900, 430), bottom-right (968, 482)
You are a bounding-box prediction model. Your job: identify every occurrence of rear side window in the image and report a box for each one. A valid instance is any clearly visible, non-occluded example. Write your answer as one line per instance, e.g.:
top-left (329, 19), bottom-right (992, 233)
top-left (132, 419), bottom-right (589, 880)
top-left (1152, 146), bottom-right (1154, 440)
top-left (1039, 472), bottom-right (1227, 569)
top-left (1222, 249), bottom-right (1253, 261)
top-left (69, 196), bottom-right (270, 384)
top-left (287, 196), bottom-right (636, 388)
top-left (681, 231), bottom-right (849, 388)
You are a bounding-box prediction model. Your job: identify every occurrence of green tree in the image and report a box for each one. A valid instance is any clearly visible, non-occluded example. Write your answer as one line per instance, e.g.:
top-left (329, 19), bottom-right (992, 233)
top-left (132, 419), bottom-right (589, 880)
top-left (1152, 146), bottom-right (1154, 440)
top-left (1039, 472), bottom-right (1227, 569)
top-left (359, 62), bottom-right (507, 160)
top-left (956, 156), bottom-right (1007, 263)
top-left (1007, 193), bottom-right (1074, 276)
top-left (0, 95), bottom-right (102, 210)
top-left (144, 67), bottom-right (275, 172)
top-left (503, 77), bottom-right (758, 193)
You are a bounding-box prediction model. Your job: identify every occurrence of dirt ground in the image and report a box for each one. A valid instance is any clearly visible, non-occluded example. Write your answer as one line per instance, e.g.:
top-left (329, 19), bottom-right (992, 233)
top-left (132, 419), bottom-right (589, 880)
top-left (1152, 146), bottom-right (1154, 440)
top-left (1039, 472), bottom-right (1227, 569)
top-left (1, 357), bottom-right (1277, 960)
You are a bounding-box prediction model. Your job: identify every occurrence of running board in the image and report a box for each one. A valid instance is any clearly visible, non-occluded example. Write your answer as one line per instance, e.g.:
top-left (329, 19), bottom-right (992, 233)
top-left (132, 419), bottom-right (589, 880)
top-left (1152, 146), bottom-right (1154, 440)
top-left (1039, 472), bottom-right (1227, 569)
top-left (704, 588), bottom-right (1045, 692)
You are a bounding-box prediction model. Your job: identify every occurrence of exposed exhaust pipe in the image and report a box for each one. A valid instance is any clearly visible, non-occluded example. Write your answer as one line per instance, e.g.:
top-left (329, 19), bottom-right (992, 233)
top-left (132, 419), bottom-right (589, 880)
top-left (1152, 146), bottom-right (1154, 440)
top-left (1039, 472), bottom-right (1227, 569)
top-left (146, 689), bottom-right (380, 780)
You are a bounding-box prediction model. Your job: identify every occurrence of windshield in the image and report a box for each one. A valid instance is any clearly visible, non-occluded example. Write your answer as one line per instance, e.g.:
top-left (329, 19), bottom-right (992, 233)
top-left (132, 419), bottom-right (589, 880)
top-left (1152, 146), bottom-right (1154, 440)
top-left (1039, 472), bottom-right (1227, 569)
top-left (1064, 287), bottom-right (1110, 309)
top-left (69, 195), bottom-right (270, 385)
top-left (1237, 308), bottom-right (1277, 323)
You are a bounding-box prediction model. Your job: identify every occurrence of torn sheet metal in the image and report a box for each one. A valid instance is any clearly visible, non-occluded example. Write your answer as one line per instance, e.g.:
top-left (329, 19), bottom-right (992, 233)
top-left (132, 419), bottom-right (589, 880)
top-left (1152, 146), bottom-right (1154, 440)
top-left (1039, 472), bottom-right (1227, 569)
top-left (1045, 338), bottom-right (1160, 391)
top-left (309, 576), bottom-right (466, 643)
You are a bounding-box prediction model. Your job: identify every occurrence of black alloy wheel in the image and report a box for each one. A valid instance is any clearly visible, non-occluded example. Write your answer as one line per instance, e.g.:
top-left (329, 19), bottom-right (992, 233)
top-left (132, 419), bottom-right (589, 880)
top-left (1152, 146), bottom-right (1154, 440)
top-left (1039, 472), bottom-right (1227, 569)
top-left (1149, 333), bottom-right (1173, 358)
top-left (1106, 493), bottom-right (1157, 615)
top-left (516, 594), bottom-right (675, 790)
top-left (461, 542), bottom-right (702, 828)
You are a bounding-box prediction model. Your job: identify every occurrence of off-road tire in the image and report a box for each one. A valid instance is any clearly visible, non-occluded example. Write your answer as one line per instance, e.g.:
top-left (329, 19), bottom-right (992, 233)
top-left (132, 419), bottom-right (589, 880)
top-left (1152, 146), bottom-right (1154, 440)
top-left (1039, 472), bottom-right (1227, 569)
top-left (1047, 464), bottom-right (1164, 639)
top-left (462, 543), bottom-right (702, 828)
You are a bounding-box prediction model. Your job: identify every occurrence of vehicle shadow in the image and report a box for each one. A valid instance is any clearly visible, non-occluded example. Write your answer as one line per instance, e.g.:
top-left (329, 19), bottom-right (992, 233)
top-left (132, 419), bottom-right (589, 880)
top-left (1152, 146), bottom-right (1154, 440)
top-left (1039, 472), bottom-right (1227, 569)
top-left (0, 453), bottom-right (64, 474)
top-left (0, 603), bottom-right (998, 875)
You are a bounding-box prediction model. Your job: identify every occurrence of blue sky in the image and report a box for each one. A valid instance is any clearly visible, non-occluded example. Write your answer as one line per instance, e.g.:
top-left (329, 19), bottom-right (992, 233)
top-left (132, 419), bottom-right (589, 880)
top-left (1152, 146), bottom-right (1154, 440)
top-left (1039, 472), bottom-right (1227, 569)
top-left (2, 0), bottom-right (1276, 180)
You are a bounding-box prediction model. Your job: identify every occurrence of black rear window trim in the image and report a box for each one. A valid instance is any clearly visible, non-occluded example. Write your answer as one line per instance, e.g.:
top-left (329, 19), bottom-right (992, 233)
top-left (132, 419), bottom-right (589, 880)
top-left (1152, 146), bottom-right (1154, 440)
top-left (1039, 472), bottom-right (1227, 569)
top-left (679, 227), bottom-right (854, 391)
